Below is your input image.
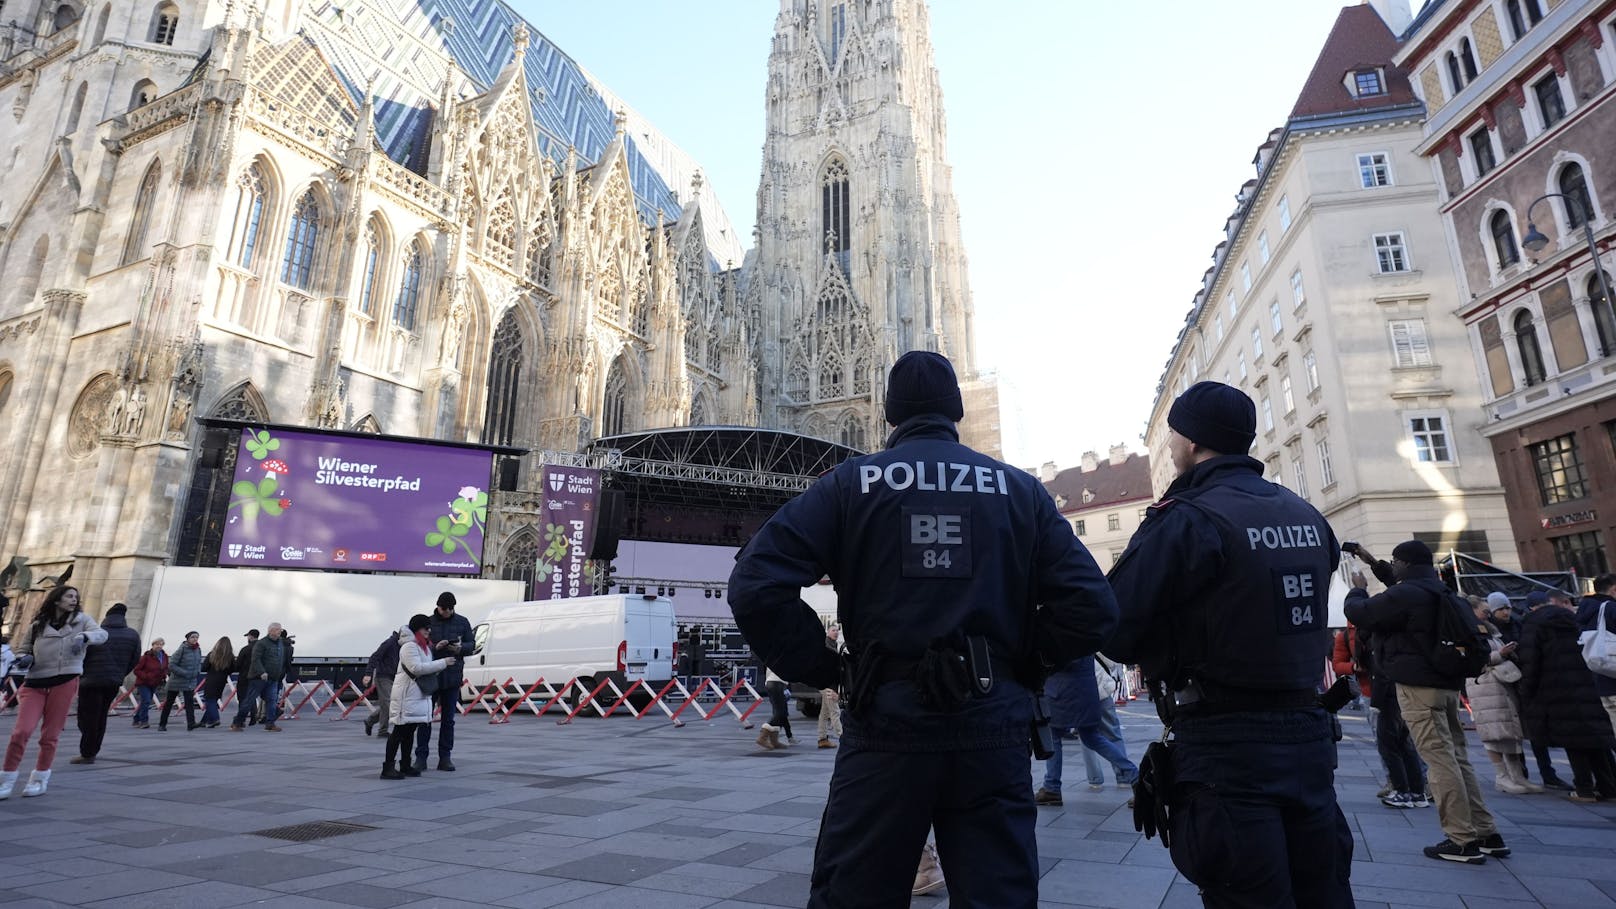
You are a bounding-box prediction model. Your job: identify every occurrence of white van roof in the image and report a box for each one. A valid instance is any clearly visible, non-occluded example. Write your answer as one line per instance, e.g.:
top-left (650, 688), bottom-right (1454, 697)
top-left (484, 595), bottom-right (671, 622)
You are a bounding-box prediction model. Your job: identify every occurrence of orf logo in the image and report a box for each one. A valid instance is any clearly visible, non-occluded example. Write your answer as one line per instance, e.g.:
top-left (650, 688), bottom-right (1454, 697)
top-left (548, 472), bottom-right (566, 492)
top-left (227, 544), bottom-right (243, 558)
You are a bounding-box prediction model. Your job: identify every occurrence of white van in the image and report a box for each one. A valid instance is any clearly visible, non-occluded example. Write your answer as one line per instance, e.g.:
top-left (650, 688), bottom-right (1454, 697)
top-left (466, 595), bottom-right (676, 700)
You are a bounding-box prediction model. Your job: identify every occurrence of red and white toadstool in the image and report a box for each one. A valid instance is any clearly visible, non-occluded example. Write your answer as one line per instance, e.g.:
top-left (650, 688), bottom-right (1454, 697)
top-left (261, 458), bottom-right (289, 477)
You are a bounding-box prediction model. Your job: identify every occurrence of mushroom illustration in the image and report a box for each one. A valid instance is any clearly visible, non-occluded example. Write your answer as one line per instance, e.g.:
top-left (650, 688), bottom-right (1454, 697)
top-left (262, 458), bottom-right (289, 477)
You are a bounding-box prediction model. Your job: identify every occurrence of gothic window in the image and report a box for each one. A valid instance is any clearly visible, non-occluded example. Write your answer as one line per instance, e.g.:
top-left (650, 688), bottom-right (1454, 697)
top-left (281, 190), bottom-right (321, 289)
top-left (828, 2), bottom-right (847, 63)
top-left (1490, 209), bottom-right (1520, 270)
top-left (357, 223), bottom-right (381, 315)
top-left (602, 359), bottom-right (629, 437)
top-left (1514, 309), bottom-right (1547, 385)
top-left (819, 347), bottom-right (845, 399)
top-left (67, 82), bottom-right (88, 133)
top-left (229, 164), bottom-right (268, 269)
top-left (632, 282), bottom-right (650, 337)
top-left (210, 382), bottom-right (269, 422)
top-left (708, 324), bottom-right (723, 373)
top-left (1589, 272), bottom-right (1616, 357)
top-left (853, 349), bottom-right (872, 395)
top-left (53, 3), bottom-right (80, 32)
top-left (840, 413), bottom-right (865, 451)
top-left (122, 160), bottom-right (161, 266)
top-left (821, 156), bottom-right (851, 274)
top-left (130, 79), bottom-right (157, 109)
top-left (149, 2), bottom-right (178, 44)
top-left (1559, 163), bottom-right (1594, 229)
top-left (487, 192), bottom-right (516, 269)
top-left (91, 4), bottom-right (108, 43)
top-left (482, 309), bottom-right (523, 447)
top-left (690, 393), bottom-right (708, 427)
top-left (499, 530), bottom-right (542, 600)
top-left (393, 241), bottom-right (424, 330)
top-left (351, 414), bottom-right (382, 433)
top-left (685, 315), bottom-right (702, 364)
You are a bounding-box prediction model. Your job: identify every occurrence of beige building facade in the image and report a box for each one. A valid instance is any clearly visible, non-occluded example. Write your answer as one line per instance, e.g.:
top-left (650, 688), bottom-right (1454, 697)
top-left (1041, 447), bottom-right (1153, 569)
top-left (1145, 3), bottom-right (1517, 568)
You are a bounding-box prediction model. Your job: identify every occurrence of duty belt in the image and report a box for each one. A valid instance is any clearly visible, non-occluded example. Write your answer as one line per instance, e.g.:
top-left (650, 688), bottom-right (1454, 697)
top-left (1174, 684), bottom-right (1319, 716)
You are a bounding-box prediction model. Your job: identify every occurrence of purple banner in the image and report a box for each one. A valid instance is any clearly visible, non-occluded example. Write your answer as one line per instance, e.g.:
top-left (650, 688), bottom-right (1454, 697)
top-left (218, 427), bottom-right (494, 575)
top-left (534, 465), bottom-right (602, 600)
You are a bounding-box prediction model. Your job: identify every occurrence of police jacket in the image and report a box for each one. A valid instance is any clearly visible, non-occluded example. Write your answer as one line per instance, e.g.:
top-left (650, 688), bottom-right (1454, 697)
top-left (1342, 565), bottom-right (1459, 690)
top-left (81, 611), bottom-right (141, 687)
top-left (1107, 455), bottom-right (1338, 698)
top-left (728, 414), bottom-right (1118, 750)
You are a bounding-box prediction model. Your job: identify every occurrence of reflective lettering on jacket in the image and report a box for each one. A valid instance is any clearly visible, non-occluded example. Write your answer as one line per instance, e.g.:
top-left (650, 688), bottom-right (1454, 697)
top-left (858, 462), bottom-right (1010, 496)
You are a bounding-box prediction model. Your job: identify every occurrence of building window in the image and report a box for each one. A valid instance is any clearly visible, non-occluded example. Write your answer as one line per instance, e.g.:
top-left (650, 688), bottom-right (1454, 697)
top-left (828, 1), bottom-right (846, 63)
top-left (1551, 530), bottom-right (1609, 578)
top-left (1291, 456), bottom-right (1309, 498)
top-left (821, 155), bottom-right (851, 275)
top-left (602, 358), bottom-right (629, 437)
top-left (1111, 550), bottom-right (1124, 567)
top-left (1514, 310), bottom-right (1547, 385)
top-left (150, 2), bottom-right (178, 44)
top-left (1507, 0), bottom-right (1545, 40)
top-left (482, 309), bottom-right (524, 447)
top-left (1491, 210), bottom-right (1520, 269)
top-left (1469, 128), bottom-right (1497, 176)
top-left (1258, 231), bottom-right (1271, 264)
top-left (1388, 319), bottom-right (1434, 368)
top-left (1374, 232), bottom-right (1409, 273)
top-left (1559, 163), bottom-right (1593, 229)
top-left (1251, 327), bottom-right (1264, 361)
top-left (393, 242), bottom-right (424, 330)
top-left (1303, 349), bottom-right (1319, 390)
top-left (1317, 438), bottom-right (1335, 486)
top-left (1107, 513), bottom-right (1120, 532)
top-left (122, 160), bottom-right (161, 266)
top-left (1269, 300), bottom-right (1283, 336)
top-left (1261, 394), bottom-right (1274, 432)
top-left (1354, 69), bottom-right (1385, 97)
top-left (1534, 74), bottom-right (1567, 129)
top-left (1278, 195), bottom-right (1292, 232)
top-left (1460, 38), bottom-right (1479, 81)
top-left (281, 190), bottom-right (320, 289)
top-left (1408, 414), bottom-right (1452, 463)
top-left (1226, 290), bottom-right (1237, 319)
top-left (1241, 262), bottom-right (1252, 292)
top-left (1214, 313), bottom-right (1225, 342)
top-left (1074, 519), bottom-right (1086, 536)
top-left (1358, 152), bottom-right (1392, 188)
top-left (1290, 270), bottom-right (1305, 308)
top-left (1280, 374), bottom-right (1295, 413)
top-left (357, 224), bottom-right (380, 315)
top-left (130, 79), bottom-right (157, 109)
top-left (1238, 352), bottom-right (1248, 381)
top-left (229, 164), bottom-right (267, 269)
top-left (1590, 271), bottom-right (1616, 356)
top-left (1529, 433), bottom-right (1588, 505)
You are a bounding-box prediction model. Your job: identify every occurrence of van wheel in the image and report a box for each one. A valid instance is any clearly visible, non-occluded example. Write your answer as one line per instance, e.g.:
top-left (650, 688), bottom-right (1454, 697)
top-left (570, 677), bottom-right (596, 714)
top-left (798, 698), bottom-right (821, 719)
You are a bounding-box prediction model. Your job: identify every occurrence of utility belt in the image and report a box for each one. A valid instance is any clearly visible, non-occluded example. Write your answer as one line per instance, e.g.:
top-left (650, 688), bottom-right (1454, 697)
top-left (841, 636), bottom-right (1010, 716)
top-left (1172, 682), bottom-right (1321, 717)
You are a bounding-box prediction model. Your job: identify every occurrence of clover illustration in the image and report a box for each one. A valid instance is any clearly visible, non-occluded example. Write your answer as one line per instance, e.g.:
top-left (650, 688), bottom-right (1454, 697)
top-left (244, 429), bottom-right (280, 460)
top-left (423, 485), bottom-right (488, 566)
top-left (228, 474), bottom-right (285, 521)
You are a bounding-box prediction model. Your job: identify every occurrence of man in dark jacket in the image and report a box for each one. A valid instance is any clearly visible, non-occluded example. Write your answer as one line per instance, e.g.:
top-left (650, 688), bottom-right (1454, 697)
top-left (728, 351), bottom-right (1118, 907)
top-left (73, 603), bottom-right (141, 764)
top-left (232, 624), bottom-right (287, 731)
top-left (415, 592), bottom-right (473, 771)
top-left (363, 631), bottom-right (401, 737)
top-left (1346, 541), bottom-right (1503, 864)
top-left (1523, 587), bottom-right (1616, 801)
top-left (1579, 574), bottom-right (1616, 741)
top-left (1346, 548), bottom-right (1429, 808)
top-left (235, 629), bottom-right (259, 723)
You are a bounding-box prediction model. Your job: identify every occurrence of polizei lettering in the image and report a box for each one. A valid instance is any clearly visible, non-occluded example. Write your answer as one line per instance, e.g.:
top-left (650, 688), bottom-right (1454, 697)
top-left (859, 461), bottom-right (1010, 496)
top-left (1246, 524), bottom-right (1324, 551)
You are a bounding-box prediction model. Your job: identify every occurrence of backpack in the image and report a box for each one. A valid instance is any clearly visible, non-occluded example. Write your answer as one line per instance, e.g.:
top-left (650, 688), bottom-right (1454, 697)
top-left (1429, 589), bottom-right (1491, 679)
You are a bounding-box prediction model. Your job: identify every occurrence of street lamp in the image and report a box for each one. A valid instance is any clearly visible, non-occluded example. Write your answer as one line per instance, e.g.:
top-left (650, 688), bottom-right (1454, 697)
top-left (1521, 193), bottom-right (1616, 355)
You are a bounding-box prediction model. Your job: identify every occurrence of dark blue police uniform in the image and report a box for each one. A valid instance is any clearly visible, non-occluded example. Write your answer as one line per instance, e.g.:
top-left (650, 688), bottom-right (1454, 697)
top-left (729, 351), bottom-right (1118, 908)
top-left (1107, 382), bottom-right (1352, 909)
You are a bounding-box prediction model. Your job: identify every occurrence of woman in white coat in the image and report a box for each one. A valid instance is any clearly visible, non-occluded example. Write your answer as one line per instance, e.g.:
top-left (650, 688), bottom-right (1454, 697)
top-left (381, 614), bottom-right (454, 780)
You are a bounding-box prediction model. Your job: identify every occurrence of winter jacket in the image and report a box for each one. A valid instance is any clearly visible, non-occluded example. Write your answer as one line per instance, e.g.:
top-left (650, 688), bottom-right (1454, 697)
top-left (249, 635), bottom-right (289, 681)
top-left (80, 611), bottom-right (141, 687)
top-left (427, 612), bottom-right (474, 686)
top-left (365, 634), bottom-right (401, 680)
top-left (1464, 623), bottom-right (1524, 751)
top-left (1576, 596), bottom-right (1616, 698)
top-left (1343, 565), bottom-right (1461, 690)
top-left (1517, 606), bottom-right (1616, 750)
top-left (1330, 623), bottom-right (1371, 699)
top-left (166, 641), bottom-right (203, 692)
top-left (389, 628), bottom-right (452, 726)
top-left (1046, 655), bottom-right (1104, 731)
top-left (133, 650), bottom-right (168, 688)
top-left (201, 654), bottom-right (234, 700)
top-left (14, 611), bottom-right (108, 679)
top-left (234, 640), bottom-right (256, 683)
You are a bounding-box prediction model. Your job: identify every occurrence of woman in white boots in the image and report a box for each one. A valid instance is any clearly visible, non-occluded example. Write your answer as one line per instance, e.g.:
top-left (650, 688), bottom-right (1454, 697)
top-left (1466, 595), bottom-right (1540, 795)
top-left (2, 586), bottom-right (107, 799)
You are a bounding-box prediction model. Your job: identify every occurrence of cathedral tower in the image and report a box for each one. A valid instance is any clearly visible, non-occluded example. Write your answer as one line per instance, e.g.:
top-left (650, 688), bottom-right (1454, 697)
top-left (750, 0), bottom-right (988, 453)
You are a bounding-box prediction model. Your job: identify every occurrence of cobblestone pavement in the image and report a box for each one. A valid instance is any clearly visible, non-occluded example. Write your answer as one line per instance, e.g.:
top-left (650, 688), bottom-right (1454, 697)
top-left (1, 699), bottom-right (1614, 907)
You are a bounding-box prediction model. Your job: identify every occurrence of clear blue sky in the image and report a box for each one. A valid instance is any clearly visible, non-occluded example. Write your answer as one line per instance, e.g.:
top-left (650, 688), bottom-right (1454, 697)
top-left (512, 0), bottom-right (1364, 466)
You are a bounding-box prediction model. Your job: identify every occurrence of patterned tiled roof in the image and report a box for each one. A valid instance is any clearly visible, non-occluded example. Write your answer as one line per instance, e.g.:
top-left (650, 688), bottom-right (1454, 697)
top-left (1042, 454), bottom-right (1154, 514)
top-left (1289, 4), bottom-right (1419, 119)
top-left (302, 0), bottom-right (742, 267)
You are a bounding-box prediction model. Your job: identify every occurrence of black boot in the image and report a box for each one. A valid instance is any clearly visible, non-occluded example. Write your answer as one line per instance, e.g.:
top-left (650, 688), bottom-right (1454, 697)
top-left (400, 752), bottom-right (421, 778)
top-left (380, 761), bottom-right (404, 781)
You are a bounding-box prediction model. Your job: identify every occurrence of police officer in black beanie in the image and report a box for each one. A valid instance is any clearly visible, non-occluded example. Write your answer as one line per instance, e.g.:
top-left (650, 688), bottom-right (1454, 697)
top-left (729, 350), bottom-right (1118, 907)
top-left (1108, 380), bottom-right (1353, 906)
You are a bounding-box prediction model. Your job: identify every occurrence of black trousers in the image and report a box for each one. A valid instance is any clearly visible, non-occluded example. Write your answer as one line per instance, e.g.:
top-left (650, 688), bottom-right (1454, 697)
top-left (159, 688), bottom-right (197, 729)
top-left (1567, 747), bottom-right (1616, 798)
top-left (766, 681), bottom-right (793, 739)
top-left (414, 685), bottom-right (459, 760)
top-left (76, 683), bottom-right (119, 759)
top-left (387, 722), bottom-right (423, 766)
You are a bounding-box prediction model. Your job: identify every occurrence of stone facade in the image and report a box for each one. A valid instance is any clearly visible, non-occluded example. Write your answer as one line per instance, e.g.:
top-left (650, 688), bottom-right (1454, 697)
top-left (1040, 448), bottom-right (1153, 569)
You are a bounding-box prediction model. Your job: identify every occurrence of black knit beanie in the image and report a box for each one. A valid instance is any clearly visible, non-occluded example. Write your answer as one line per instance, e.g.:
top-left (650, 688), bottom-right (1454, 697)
top-left (1167, 381), bottom-right (1257, 455)
top-left (884, 351), bottom-right (964, 425)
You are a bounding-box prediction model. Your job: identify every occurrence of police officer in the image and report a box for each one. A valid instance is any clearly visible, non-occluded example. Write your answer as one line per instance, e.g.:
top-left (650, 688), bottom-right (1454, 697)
top-left (1107, 381), bottom-right (1352, 907)
top-left (729, 350), bottom-right (1118, 907)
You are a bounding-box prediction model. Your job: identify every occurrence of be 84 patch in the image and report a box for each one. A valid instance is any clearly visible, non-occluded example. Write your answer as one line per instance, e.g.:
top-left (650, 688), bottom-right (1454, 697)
top-left (1271, 566), bottom-right (1322, 636)
top-left (902, 507), bottom-right (973, 578)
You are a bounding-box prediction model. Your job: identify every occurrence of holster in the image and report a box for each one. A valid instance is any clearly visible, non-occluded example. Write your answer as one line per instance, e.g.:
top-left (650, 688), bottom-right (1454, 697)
top-left (1132, 738), bottom-right (1177, 847)
top-left (914, 642), bottom-right (972, 711)
top-left (1029, 690), bottom-right (1054, 760)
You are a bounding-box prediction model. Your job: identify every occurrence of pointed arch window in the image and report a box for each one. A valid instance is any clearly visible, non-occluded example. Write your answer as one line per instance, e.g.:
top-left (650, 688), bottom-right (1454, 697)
top-left (499, 530), bottom-right (542, 600)
top-left (150, 2), bottom-right (178, 44)
top-left (821, 156), bottom-right (851, 275)
top-left (281, 190), bottom-right (321, 289)
top-left (1490, 210), bottom-right (1519, 269)
top-left (1590, 272), bottom-right (1616, 358)
top-left (1559, 164), bottom-right (1594, 230)
top-left (130, 79), bottom-right (158, 109)
top-left (122, 161), bottom-right (161, 265)
top-left (393, 242), bottom-right (424, 330)
top-left (819, 347), bottom-right (845, 399)
top-left (1515, 310), bottom-right (1547, 385)
top-left (603, 360), bottom-right (629, 437)
top-left (357, 223), bottom-right (381, 315)
top-left (840, 413), bottom-right (865, 451)
top-left (690, 394), bottom-right (708, 427)
top-left (1459, 39), bottom-right (1478, 81)
top-left (229, 164), bottom-right (268, 269)
top-left (482, 310), bottom-right (524, 447)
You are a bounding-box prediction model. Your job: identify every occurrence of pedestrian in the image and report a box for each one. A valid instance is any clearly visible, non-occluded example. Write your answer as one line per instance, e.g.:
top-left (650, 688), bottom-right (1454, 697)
top-left (756, 665), bottom-right (795, 749)
top-left (1516, 591), bottom-right (1576, 790)
top-left (234, 629), bottom-right (259, 725)
top-left (231, 623), bottom-right (287, 732)
top-left (1080, 655), bottom-right (1136, 791)
top-left (414, 592), bottom-right (473, 771)
top-left (1517, 589), bottom-right (1616, 802)
top-left (1463, 597), bottom-right (1537, 794)
top-left (1035, 655), bottom-right (1137, 807)
top-left (2, 586), bottom-right (108, 799)
top-left (1346, 540), bottom-right (1505, 864)
top-left (728, 350), bottom-right (1118, 906)
top-left (1344, 547), bottom-right (1430, 809)
top-left (158, 631), bottom-right (202, 731)
top-left (199, 637), bottom-right (234, 728)
top-left (1107, 381), bottom-right (1353, 905)
top-left (73, 602), bottom-right (141, 764)
top-left (817, 626), bottom-right (844, 749)
top-left (1575, 573), bottom-right (1616, 739)
top-left (362, 630), bottom-right (401, 738)
top-left (382, 615), bottom-right (457, 780)
top-left (131, 638), bottom-right (167, 729)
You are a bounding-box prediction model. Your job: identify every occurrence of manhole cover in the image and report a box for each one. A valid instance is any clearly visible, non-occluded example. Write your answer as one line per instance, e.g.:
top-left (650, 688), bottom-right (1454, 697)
top-left (250, 820), bottom-right (377, 842)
